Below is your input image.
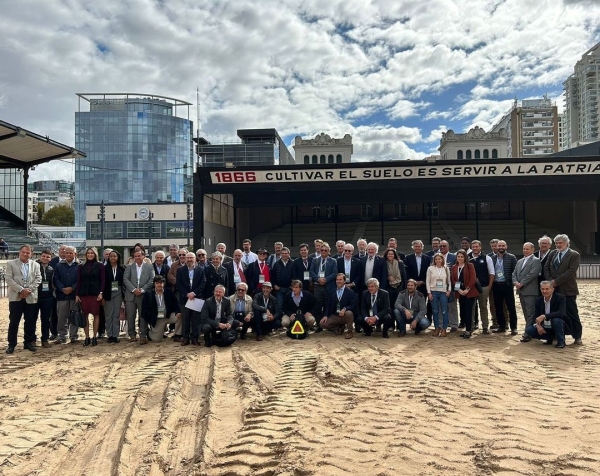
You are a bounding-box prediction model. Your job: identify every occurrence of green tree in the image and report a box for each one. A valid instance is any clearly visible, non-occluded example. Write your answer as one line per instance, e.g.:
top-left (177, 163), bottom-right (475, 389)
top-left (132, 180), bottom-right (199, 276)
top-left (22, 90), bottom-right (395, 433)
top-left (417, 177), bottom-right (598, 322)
top-left (37, 202), bottom-right (45, 223)
top-left (40, 205), bottom-right (74, 226)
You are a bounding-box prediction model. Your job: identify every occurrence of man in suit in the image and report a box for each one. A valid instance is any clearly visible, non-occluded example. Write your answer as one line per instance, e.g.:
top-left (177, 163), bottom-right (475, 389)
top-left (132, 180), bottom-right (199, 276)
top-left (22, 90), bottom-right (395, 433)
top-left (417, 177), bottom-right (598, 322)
top-left (216, 243), bottom-right (232, 264)
top-left (359, 278), bottom-right (393, 338)
top-left (166, 244), bottom-right (180, 267)
top-left (309, 242), bottom-right (338, 329)
top-left (48, 244), bottom-right (68, 341)
top-left (353, 238), bottom-right (367, 259)
top-left (176, 252), bottom-right (206, 345)
top-left (123, 249), bottom-right (155, 343)
top-left (321, 273), bottom-right (357, 339)
top-left (251, 281), bottom-right (282, 341)
top-left (152, 251), bottom-right (170, 278)
top-left (393, 279), bottom-right (429, 336)
top-left (291, 243), bottom-right (314, 292)
top-left (361, 242), bottom-right (386, 292)
top-left (333, 240), bottom-right (346, 260)
top-left (200, 284), bottom-right (238, 347)
top-left (312, 239), bottom-right (324, 259)
top-left (282, 280), bottom-right (316, 329)
top-left (491, 240), bottom-right (518, 334)
top-left (167, 248), bottom-right (187, 291)
top-left (523, 281), bottom-right (571, 348)
top-left (535, 235), bottom-right (553, 291)
top-left (544, 233), bottom-right (582, 345)
top-left (248, 248), bottom-right (271, 295)
top-left (404, 240), bottom-right (432, 301)
top-left (470, 240), bottom-right (495, 334)
top-left (425, 237), bottom-right (441, 257)
top-left (142, 275), bottom-right (182, 342)
top-left (204, 251), bottom-right (229, 299)
top-left (5, 244), bottom-right (42, 353)
top-left (386, 237), bottom-right (406, 261)
top-left (36, 250), bottom-right (55, 348)
top-left (512, 242), bottom-right (542, 334)
top-left (230, 282), bottom-right (254, 340)
top-left (223, 249), bottom-right (249, 296)
top-left (53, 246), bottom-right (80, 344)
top-left (271, 247), bottom-right (294, 308)
top-left (241, 239), bottom-right (258, 265)
top-left (337, 243), bottom-right (362, 294)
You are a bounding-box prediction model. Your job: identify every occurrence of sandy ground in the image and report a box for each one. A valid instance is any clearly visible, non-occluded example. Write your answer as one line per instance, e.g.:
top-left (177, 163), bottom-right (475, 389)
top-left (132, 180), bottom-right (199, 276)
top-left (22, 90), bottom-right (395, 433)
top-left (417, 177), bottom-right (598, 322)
top-left (0, 282), bottom-right (599, 476)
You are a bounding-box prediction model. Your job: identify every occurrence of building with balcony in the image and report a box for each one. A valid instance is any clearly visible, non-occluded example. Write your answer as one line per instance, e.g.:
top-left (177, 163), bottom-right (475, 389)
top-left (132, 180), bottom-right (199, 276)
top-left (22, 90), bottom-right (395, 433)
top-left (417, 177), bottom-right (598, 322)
top-left (197, 129), bottom-right (294, 167)
top-left (74, 93), bottom-right (194, 226)
top-left (293, 133), bottom-right (353, 164)
top-left (438, 126), bottom-right (509, 160)
top-left (491, 97), bottom-right (559, 157)
top-left (563, 42), bottom-right (600, 150)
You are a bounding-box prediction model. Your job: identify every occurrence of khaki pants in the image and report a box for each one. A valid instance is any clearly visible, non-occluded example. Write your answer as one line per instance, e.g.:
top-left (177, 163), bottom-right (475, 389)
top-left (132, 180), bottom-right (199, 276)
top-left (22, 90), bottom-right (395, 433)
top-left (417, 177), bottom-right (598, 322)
top-left (321, 311), bottom-right (354, 333)
top-left (282, 314), bottom-right (316, 328)
top-left (472, 285), bottom-right (491, 330)
top-left (148, 313), bottom-right (182, 342)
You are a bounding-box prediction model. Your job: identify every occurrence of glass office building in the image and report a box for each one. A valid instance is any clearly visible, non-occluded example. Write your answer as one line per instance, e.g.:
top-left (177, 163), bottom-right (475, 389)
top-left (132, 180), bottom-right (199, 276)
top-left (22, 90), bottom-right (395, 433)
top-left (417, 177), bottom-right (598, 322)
top-left (74, 94), bottom-right (193, 225)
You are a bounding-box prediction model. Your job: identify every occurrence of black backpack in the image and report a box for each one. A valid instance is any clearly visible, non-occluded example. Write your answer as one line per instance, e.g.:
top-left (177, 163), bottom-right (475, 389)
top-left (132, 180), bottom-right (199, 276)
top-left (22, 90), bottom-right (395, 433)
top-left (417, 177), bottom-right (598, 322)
top-left (286, 312), bottom-right (309, 340)
top-left (216, 328), bottom-right (238, 347)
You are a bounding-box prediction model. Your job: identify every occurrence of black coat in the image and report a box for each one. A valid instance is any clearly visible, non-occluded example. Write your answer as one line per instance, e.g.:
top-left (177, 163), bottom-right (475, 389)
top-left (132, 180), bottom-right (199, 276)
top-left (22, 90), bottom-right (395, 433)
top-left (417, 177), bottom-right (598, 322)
top-left (142, 288), bottom-right (180, 327)
top-left (176, 265), bottom-right (207, 304)
top-left (200, 297), bottom-right (232, 326)
top-left (326, 286), bottom-right (358, 316)
top-left (360, 289), bottom-right (391, 321)
top-left (153, 262), bottom-right (170, 278)
top-left (336, 257), bottom-right (363, 293)
top-left (282, 290), bottom-right (316, 317)
top-left (203, 265), bottom-right (228, 299)
top-left (223, 260), bottom-right (250, 296)
top-left (291, 256), bottom-right (314, 289)
top-left (103, 264), bottom-right (125, 301)
top-left (535, 292), bottom-right (572, 335)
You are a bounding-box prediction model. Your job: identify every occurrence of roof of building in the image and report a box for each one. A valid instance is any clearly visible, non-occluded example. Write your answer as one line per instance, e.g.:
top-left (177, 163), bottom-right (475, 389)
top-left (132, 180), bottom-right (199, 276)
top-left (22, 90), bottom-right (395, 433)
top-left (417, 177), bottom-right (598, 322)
top-left (0, 119), bottom-right (86, 169)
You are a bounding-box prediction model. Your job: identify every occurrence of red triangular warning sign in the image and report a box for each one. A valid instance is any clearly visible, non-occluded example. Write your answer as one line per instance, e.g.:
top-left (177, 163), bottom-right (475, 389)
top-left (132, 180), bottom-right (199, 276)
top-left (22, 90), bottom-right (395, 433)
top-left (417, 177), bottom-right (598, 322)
top-left (290, 320), bottom-right (305, 334)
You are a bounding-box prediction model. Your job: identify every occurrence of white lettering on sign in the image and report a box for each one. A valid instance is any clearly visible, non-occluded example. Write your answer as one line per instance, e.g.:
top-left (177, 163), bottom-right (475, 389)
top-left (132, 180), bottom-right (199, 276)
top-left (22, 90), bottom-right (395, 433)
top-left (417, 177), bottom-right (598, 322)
top-left (209, 162), bottom-right (600, 185)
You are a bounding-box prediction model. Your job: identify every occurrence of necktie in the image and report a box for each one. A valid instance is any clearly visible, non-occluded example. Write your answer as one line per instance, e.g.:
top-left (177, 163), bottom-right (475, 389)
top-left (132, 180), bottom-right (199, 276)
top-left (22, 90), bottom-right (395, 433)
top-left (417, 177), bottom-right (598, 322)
top-left (216, 301), bottom-right (222, 319)
top-left (238, 264), bottom-right (246, 282)
top-left (371, 294), bottom-right (377, 315)
top-left (553, 252), bottom-right (561, 269)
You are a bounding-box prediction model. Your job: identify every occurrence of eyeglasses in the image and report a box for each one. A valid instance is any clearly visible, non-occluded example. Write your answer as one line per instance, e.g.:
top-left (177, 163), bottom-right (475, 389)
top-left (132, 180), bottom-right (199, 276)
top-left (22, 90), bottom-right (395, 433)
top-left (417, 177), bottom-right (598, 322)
top-left (236, 288), bottom-right (245, 291)
top-left (197, 253), bottom-right (206, 256)
top-left (344, 249), bottom-right (353, 252)
top-left (178, 254), bottom-right (186, 257)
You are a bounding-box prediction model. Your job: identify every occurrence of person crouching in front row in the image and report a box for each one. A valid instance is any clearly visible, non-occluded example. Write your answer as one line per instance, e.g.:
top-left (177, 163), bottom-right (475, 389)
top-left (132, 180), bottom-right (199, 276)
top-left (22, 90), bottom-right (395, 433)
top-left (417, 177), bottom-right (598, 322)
top-left (393, 279), bottom-right (430, 336)
top-left (142, 275), bottom-right (182, 343)
top-left (358, 278), bottom-right (393, 338)
top-left (200, 284), bottom-right (240, 347)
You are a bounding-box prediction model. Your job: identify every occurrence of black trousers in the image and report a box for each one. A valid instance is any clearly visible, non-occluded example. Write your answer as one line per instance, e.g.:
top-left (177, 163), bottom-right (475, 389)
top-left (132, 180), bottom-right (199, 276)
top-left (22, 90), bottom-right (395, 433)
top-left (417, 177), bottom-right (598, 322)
top-left (202, 320), bottom-right (240, 342)
top-left (182, 307), bottom-right (200, 340)
top-left (458, 295), bottom-right (476, 332)
top-left (566, 296), bottom-right (582, 339)
top-left (357, 313), bottom-right (393, 335)
top-left (312, 284), bottom-right (329, 320)
top-left (37, 295), bottom-right (55, 342)
top-left (8, 299), bottom-right (38, 347)
top-left (492, 283), bottom-right (518, 330)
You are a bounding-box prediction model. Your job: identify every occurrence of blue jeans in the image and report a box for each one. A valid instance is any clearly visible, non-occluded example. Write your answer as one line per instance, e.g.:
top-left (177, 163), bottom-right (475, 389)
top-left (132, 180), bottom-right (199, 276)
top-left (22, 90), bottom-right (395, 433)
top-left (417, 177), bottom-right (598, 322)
top-left (393, 308), bottom-right (430, 334)
top-left (525, 318), bottom-right (566, 345)
top-left (431, 292), bottom-right (448, 329)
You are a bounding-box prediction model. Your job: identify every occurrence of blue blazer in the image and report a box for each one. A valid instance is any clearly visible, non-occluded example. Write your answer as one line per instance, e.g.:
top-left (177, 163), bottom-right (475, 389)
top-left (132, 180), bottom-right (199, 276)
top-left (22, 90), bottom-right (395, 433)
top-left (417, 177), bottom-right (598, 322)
top-left (336, 257), bottom-right (363, 293)
top-left (360, 255), bottom-right (387, 289)
top-left (404, 253), bottom-right (432, 282)
top-left (326, 286), bottom-right (358, 316)
top-left (176, 265), bottom-right (206, 304)
top-left (309, 257), bottom-right (338, 294)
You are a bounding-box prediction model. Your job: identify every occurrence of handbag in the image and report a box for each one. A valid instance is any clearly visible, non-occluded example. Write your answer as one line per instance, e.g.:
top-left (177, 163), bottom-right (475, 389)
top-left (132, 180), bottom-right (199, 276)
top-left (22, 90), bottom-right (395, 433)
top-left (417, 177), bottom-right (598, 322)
top-left (68, 303), bottom-right (86, 328)
top-left (119, 306), bottom-right (126, 321)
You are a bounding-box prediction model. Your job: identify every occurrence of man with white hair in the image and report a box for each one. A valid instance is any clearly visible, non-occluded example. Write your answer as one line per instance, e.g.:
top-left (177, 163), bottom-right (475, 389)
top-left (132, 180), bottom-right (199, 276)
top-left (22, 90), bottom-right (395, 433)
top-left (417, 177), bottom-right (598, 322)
top-left (152, 250), bottom-right (170, 278)
top-left (513, 242), bottom-right (541, 333)
top-left (535, 235), bottom-right (553, 289)
top-left (354, 238), bottom-right (367, 259)
top-left (543, 234), bottom-right (582, 345)
top-left (358, 278), bottom-right (393, 338)
top-left (333, 240), bottom-right (346, 259)
top-left (361, 242), bottom-right (386, 289)
top-left (216, 243), bottom-right (232, 264)
top-left (204, 251), bottom-right (229, 298)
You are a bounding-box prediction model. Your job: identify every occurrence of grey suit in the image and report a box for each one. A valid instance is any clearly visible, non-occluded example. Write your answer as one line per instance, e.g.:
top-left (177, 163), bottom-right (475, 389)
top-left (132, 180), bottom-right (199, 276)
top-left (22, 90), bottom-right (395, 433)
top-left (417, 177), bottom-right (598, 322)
top-left (123, 262), bottom-right (155, 338)
top-left (512, 256), bottom-right (541, 326)
top-left (5, 259), bottom-right (42, 348)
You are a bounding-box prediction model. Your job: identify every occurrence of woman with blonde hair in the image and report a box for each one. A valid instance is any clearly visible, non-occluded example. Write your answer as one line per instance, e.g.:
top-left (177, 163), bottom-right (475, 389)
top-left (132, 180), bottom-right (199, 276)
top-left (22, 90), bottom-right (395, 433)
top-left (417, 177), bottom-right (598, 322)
top-left (426, 253), bottom-right (452, 337)
top-left (76, 247), bottom-right (105, 346)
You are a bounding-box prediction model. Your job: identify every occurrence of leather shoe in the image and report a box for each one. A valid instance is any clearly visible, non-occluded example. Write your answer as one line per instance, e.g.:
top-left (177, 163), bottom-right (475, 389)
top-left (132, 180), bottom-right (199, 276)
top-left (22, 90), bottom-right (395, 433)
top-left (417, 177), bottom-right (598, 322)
top-left (41, 341), bottom-right (51, 348)
top-left (256, 335), bottom-right (263, 341)
top-left (181, 339), bottom-right (190, 346)
top-left (574, 338), bottom-right (583, 345)
top-left (520, 335), bottom-right (532, 342)
top-left (314, 327), bottom-right (323, 333)
top-left (544, 339), bottom-right (554, 345)
top-left (6, 346), bottom-right (15, 354)
top-left (240, 333), bottom-right (247, 340)
top-left (173, 336), bottom-right (182, 342)
top-left (139, 338), bottom-right (148, 345)
top-left (397, 331), bottom-right (406, 337)
top-left (205, 340), bottom-right (213, 348)
top-left (555, 343), bottom-right (565, 349)
top-left (191, 339), bottom-right (199, 346)
top-left (511, 330), bottom-right (518, 336)
top-left (382, 330), bottom-right (389, 338)
top-left (492, 328), bottom-right (506, 333)
top-left (344, 331), bottom-right (353, 340)
top-left (24, 342), bottom-right (37, 352)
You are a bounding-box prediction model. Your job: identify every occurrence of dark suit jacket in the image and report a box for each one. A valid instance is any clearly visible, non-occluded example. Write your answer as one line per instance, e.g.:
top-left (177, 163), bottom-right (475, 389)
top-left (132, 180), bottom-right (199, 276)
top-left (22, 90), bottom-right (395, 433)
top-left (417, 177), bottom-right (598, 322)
top-left (200, 297), bottom-right (232, 326)
top-left (535, 250), bottom-right (552, 288)
top-left (360, 289), bottom-right (391, 321)
top-left (103, 264), bottom-right (125, 301)
top-left (404, 253), bottom-right (432, 283)
top-left (543, 249), bottom-right (580, 296)
top-left (223, 260), bottom-right (250, 295)
top-left (291, 256), bottom-right (314, 289)
top-left (535, 292), bottom-right (572, 335)
top-left (142, 288), bottom-right (180, 327)
top-left (176, 265), bottom-right (207, 304)
top-left (309, 257), bottom-right (338, 294)
top-left (252, 292), bottom-right (281, 319)
top-left (360, 255), bottom-right (387, 290)
top-left (153, 262), bottom-right (170, 278)
top-left (204, 265), bottom-right (228, 299)
top-left (282, 290), bottom-right (316, 316)
top-left (326, 286), bottom-right (358, 316)
top-left (336, 257), bottom-right (362, 292)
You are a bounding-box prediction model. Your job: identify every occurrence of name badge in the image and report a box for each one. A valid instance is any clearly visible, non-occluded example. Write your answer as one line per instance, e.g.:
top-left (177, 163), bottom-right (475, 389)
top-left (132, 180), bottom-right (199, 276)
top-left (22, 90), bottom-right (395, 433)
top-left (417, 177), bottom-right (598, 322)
top-left (435, 279), bottom-right (444, 289)
top-left (303, 271), bottom-right (310, 280)
top-left (234, 275), bottom-right (241, 283)
top-left (345, 277), bottom-right (350, 283)
top-left (369, 309), bottom-right (374, 317)
top-left (42, 281), bottom-right (49, 292)
top-left (157, 306), bottom-right (165, 319)
top-left (111, 281), bottom-right (119, 292)
top-left (336, 303), bottom-right (341, 312)
top-left (454, 282), bottom-right (461, 291)
top-left (543, 319), bottom-right (552, 329)
top-left (497, 271), bottom-right (504, 279)
top-left (262, 313), bottom-right (268, 321)
top-left (319, 272), bottom-right (325, 278)
top-left (259, 274), bottom-right (265, 283)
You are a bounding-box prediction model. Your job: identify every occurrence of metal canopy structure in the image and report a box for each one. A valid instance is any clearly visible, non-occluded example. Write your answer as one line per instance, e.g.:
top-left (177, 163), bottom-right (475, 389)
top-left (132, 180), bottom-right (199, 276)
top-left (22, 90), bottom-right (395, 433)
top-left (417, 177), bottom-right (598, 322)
top-left (0, 119), bottom-right (86, 169)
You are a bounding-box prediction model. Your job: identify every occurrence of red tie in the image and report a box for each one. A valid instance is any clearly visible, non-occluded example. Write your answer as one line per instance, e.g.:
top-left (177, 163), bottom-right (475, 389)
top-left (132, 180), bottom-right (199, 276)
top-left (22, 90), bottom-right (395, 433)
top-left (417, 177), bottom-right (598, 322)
top-left (238, 264), bottom-right (246, 283)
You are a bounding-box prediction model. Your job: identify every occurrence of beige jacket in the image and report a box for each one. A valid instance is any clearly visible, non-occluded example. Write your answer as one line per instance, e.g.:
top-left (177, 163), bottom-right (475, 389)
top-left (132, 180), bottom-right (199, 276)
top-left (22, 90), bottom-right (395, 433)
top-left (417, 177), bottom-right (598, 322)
top-left (5, 258), bottom-right (42, 303)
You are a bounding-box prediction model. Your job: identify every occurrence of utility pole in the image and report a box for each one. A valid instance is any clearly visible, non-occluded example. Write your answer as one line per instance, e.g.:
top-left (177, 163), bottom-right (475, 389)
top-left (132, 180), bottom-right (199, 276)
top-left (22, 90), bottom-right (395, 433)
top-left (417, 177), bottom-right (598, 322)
top-left (99, 200), bottom-right (105, 257)
top-left (186, 198), bottom-right (192, 248)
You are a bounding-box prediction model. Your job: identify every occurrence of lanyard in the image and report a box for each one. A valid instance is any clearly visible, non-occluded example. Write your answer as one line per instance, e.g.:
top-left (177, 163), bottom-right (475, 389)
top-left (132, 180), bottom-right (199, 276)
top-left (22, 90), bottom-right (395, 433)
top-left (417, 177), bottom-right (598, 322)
top-left (457, 266), bottom-right (464, 279)
top-left (263, 296), bottom-right (269, 308)
top-left (337, 288), bottom-right (343, 301)
top-left (156, 293), bottom-right (164, 308)
top-left (321, 258), bottom-right (326, 271)
top-left (113, 267), bottom-right (118, 280)
top-left (303, 260), bottom-right (308, 270)
top-left (259, 262), bottom-right (265, 273)
top-left (408, 294), bottom-right (413, 309)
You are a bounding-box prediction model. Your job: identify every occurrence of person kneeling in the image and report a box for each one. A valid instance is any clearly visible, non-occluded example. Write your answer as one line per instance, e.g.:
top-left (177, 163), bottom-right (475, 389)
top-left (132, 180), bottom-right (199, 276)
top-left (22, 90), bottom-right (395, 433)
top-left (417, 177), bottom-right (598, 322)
top-left (523, 280), bottom-right (572, 349)
top-left (251, 282), bottom-right (282, 341)
top-left (229, 282), bottom-right (255, 340)
top-left (393, 279), bottom-right (430, 336)
top-left (200, 284), bottom-right (240, 347)
top-left (359, 278), bottom-right (393, 338)
top-left (282, 280), bottom-right (316, 337)
top-left (142, 275), bottom-right (182, 343)
top-left (320, 273), bottom-right (356, 339)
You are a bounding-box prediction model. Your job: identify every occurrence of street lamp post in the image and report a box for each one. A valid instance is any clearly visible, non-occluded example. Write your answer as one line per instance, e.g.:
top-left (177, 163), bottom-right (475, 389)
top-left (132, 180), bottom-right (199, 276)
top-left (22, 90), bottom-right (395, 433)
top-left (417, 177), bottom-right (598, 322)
top-left (148, 210), bottom-right (153, 257)
top-left (186, 199), bottom-right (192, 248)
top-left (99, 200), bottom-right (105, 257)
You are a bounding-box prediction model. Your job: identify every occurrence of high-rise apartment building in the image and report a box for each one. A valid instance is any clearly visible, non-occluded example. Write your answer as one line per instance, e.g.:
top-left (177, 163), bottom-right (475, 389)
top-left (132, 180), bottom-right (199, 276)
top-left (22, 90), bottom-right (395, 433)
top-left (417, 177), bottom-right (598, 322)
top-left (491, 97), bottom-right (559, 157)
top-left (563, 42), bottom-right (600, 150)
top-left (74, 93), bottom-right (194, 225)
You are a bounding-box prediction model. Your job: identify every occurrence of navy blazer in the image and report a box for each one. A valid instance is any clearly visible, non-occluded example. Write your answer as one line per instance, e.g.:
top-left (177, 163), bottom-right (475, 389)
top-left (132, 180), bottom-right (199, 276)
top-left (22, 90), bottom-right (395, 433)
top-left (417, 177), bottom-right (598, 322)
top-left (103, 264), bottom-right (125, 301)
top-left (326, 286), bottom-right (358, 316)
top-left (176, 265), bottom-right (207, 304)
top-left (404, 253), bottom-right (432, 283)
top-left (360, 289), bottom-right (391, 320)
top-left (360, 255), bottom-right (387, 289)
top-left (336, 257), bottom-right (363, 292)
top-left (223, 260), bottom-right (250, 296)
top-left (534, 292), bottom-right (572, 335)
top-left (153, 262), bottom-right (170, 278)
top-left (282, 290), bottom-right (316, 316)
top-left (309, 257), bottom-right (338, 294)
top-left (142, 288), bottom-right (180, 327)
top-left (204, 265), bottom-right (229, 298)
top-left (291, 256), bottom-right (314, 289)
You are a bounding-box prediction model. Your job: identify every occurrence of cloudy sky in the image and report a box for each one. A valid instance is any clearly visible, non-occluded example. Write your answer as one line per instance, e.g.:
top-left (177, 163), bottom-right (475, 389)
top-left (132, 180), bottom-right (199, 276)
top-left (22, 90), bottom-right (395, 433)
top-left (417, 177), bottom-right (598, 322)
top-left (1, 0), bottom-right (599, 180)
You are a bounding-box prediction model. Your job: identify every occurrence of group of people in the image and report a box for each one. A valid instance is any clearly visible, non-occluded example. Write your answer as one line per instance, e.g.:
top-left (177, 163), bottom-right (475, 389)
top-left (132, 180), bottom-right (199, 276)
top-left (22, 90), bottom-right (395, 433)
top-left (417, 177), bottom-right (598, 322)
top-left (4, 233), bottom-right (582, 353)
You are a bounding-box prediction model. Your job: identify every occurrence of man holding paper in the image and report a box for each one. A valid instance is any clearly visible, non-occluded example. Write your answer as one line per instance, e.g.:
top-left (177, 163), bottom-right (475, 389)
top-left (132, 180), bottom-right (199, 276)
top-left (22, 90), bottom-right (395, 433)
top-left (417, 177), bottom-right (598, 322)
top-left (176, 252), bottom-right (206, 346)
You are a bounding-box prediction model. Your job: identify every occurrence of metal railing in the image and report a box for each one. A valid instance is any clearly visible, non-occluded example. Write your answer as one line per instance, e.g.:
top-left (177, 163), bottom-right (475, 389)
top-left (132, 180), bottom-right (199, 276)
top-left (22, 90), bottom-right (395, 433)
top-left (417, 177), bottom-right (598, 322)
top-left (577, 264), bottom-right (600, 279)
